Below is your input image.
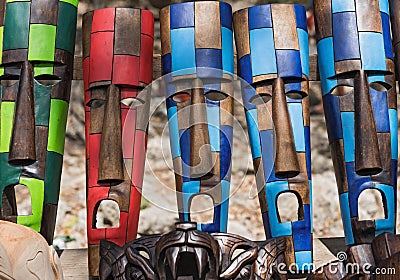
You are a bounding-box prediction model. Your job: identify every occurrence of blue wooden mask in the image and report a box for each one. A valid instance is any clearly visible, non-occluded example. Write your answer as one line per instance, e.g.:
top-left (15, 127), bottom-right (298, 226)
top-left (160, 1), bottom-right (234, 233)
top-left (234, 4), bottom-right (312, 269)
top-left (314, 0), bottom-right (397, 245)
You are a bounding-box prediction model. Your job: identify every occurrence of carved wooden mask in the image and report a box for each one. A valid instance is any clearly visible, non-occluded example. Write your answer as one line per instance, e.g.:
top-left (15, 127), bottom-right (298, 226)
top-left (0, 221), bottom-right (64, 280)
top-left (314, 0), bottom-right (397, 245)
top-left (99, 222), bottom-right (288, 280)
top-left (233, 4), bottom-right (312, 269)
top-left (160, 1), bottom-right (234, 233)
top-left (0, 0), bottom-right (78, 244)
top-left (82, 8), bottom-right (154, 278)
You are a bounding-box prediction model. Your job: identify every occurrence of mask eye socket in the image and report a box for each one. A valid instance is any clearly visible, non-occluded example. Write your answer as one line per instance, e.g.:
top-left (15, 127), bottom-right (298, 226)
top-left (121, 97), bottom-right (145, 107)
top-left (331, 85), bottom-right (353, 96)
top-left (35, 74), bottom-right (61, 86)
top-left (0, 75), bottom-right (19, 87)
top-left (250, 94), bottom-right (272, 105)
top-left (205, 90), bottom-right (228, 101)
top-left (286, 91), bottom-right (306, 100)
top-left (86, 99), bottom-right (106, 109)
top-left (172, 92), bottom-right (190, 103)
top-left (370, 82), bottom-right (391, 92)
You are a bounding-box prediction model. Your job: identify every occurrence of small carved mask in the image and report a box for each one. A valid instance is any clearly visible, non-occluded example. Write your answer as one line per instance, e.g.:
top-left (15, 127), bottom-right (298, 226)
top-left (0, 221), bottom-right (64, 280)
top-left (99, 222), bottom-right (288, 280)
top-left (0, 0), bottom-right (78, 244)
top-left (160, 1), bottom-right (234, 233)
top-left (234, 4), bottom-right (312, 268)
top-left (82, 7), bottom-right (154, 278)
top-left (314, 0), bottom-right (397, 245)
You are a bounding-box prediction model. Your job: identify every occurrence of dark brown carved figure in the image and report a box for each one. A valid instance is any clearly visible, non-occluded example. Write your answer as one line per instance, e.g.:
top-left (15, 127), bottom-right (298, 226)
top-left (0, 0), bottom-right (78, 244)
top-left (99, 223), bottom-right (288, 280)
top-left (314, 0), bottom-right (397, 246)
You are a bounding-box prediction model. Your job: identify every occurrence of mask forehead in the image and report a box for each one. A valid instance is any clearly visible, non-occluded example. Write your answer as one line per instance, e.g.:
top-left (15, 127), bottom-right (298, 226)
top-left (315, 0), bottom-right (394, 94)
top-left (234, 4), bottom-right (309, 86)
top-left (83, 8), bottom-right (154, 89)
top-left (160, 1), bottom-right (234, 81)
top-left (0, 0), bottom-right (77, 69)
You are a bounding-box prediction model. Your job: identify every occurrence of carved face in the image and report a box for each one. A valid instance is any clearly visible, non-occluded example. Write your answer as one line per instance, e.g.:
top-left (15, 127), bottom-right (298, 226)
top-left (314, 0), bottom-right (397, 245)
top-left (160, 1), bottom-right (234, 233)
top-left (0, 221), bottom-right (63, 280)
top-left (234, 4), bottom-right (312, 268)
top-left (0, 0), bottom-right (77, 244)
top-left (99, 222), bottom-right (288, 280)
top-left (82, 7), bottom-right (154, 277)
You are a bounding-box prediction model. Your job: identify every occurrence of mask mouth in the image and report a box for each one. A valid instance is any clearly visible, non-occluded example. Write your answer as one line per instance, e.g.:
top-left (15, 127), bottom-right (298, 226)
top-left (1, 184), bottom-right (32, 219)
top-left (8, 158), bottom-right (36, 167)
top-left (164, 246), bottom-right (210, 280)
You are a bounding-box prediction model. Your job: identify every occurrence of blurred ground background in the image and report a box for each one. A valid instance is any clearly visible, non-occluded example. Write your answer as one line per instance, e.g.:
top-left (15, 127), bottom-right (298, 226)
top-left (16, 0), bottom-right (400, 249)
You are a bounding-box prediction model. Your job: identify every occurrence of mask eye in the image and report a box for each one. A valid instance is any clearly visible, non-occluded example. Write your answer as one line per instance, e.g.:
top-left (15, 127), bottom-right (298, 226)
top-left (286, 91), bottom-right (306, 100)
top-left (121, 97), bottom-right (145, 107)
top-left (370, 82), bottom-right (391, 92)
top-left (332, 85), bottom-right (353, 96)
top-left (1, 75), bottom-right (19, 87)
top-left (250, 94), bottom-right (272, 105)
top-left (35, 74), bottom-right (61, 86)
top-left (172, 92), bottom-right (190, 103)
top-left (86, 99), bottom-right (106, 109)
top-left (205, 90), bottom-right (228, 101)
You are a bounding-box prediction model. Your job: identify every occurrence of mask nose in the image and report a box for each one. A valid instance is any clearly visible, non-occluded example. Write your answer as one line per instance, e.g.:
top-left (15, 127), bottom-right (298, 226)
top-left (98, 84), bottom-right (124, 184)
top-left (272, 78), bottom-right (300, 178)
top-left (9, 61), bottom-right (36, 166)
top-left (189, 78), bottom-right (214, 179)
top-left (354, 71), bottom-right (382, 176)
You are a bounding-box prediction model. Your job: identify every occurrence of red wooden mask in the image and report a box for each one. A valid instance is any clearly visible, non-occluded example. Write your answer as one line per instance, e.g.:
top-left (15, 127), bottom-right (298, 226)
top-left (82, 8), bottom-right (154, 277)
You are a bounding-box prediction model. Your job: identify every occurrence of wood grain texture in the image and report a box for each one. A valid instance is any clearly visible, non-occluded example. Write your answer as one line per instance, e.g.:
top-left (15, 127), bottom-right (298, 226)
top-left (114, 8), bottom-right (141, 56)
top-left (334, 60), bottom-right (362, 76)
top-left (330, 139), bottom-right (348, 194)
top-left (271, 5), bottom-right (299, 50)
top-left (257, 101), bottom-right (273, 131)
top-left (356, 0), bottom-right (382, 32)
top-left (0, 221), bottom-right (64, 279)
top-left (195, 1), bottom-right (221, 49)
top-left (190, 79), bottom-right (213, 179)
top-left (98, 84), bottom-right (124, 184)
top-left (232, 9), bottom-right (250, 59)
top-left (159, 7), bottom-right (171, 56)
top-left (9, 61), bottom-right (36, 166)
top-left (314, 0), bottom-right (332, 41)
top-left (253, 159), bottom-right (266, 212)
top-left (82, 12), bottom-right (93, 59)
top-left (354, 71), bottom-right (382, 176)
top-left (372, 233), bottom-right (400, 263)
top-left (351, 218), bottom-right (376, 245)
top-left (272, 78), bottom-right (300, 178)
top-left (30, 0), bottom-right (59, 25)
top-left (371, 133), bottom-right (393, 186)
